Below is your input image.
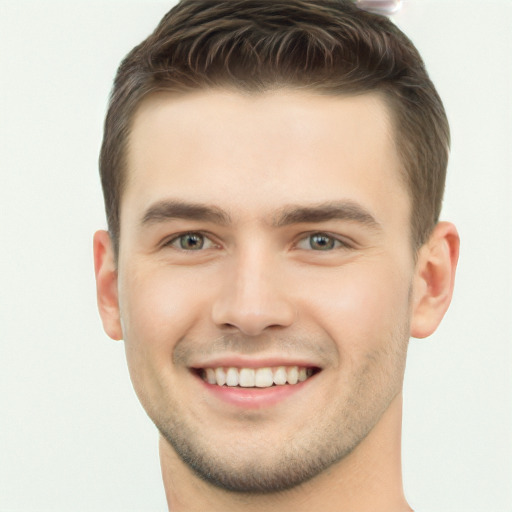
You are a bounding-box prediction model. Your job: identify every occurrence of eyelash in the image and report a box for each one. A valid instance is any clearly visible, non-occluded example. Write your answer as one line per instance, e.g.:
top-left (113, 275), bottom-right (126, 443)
top-left (163, 231), bottom-right (352, 252)
top-left (295, 232), bottom-right (351, 251)
top-left (163, 232), bottom-right (218, 251)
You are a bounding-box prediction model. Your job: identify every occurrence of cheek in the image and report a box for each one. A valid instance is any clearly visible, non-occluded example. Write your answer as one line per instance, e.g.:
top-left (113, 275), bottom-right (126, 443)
top-left (118, 265), bottom-right (213, 358)
top-left (117, 265), bottom-right (219, 411)
top-left (300, 260), bottom-right (413, 356)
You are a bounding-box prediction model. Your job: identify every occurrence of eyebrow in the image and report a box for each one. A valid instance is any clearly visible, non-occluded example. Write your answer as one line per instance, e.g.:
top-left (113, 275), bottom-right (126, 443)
top-left (272, 201), bottom-right (382, 230)
top-left (140, 199), bottom-right (381, 230)
top-left (141, 200), bottom-right (232, 226)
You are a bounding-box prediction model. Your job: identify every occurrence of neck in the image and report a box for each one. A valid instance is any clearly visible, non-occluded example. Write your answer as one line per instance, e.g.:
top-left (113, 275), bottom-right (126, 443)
top-left (160, 393), bottom-right (411, 512)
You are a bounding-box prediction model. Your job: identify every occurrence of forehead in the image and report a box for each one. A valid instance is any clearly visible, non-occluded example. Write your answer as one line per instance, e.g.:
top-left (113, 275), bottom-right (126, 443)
top-left (122, 89), bottom-right (408, 228)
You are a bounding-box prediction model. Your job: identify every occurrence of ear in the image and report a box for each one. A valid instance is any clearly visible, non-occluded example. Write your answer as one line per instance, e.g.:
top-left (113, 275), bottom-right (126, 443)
top-left (93, 230), bottom-right (123, 340)
top-left (410, 222), bottom-right (460, 339)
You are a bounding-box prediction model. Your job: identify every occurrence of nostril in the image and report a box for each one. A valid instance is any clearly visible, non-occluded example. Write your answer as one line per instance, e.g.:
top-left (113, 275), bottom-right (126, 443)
top-left (212, 307), bottom-right (296, 337)
top-left (220, 322), bottom-right (238, 330)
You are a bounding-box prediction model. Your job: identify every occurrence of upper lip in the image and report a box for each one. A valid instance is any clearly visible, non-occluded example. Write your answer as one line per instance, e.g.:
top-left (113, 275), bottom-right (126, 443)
top-left (190, 355), bottom-right (322, 370)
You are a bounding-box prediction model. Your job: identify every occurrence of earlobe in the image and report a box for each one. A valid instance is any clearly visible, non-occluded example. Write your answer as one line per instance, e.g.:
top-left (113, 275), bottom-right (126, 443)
top-left (93, 230), bottom-right (123, 341)
top-left (410, 222), bottom-right (460, 339)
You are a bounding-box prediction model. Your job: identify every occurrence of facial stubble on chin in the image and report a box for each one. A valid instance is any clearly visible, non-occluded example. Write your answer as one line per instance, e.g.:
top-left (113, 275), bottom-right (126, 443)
top-left (150, 322), bottom-right (411, 495)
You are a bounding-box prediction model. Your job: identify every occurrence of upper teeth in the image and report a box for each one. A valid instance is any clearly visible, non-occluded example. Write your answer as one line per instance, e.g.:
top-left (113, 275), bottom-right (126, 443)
top-left (202, 366), bottom-right (313, 388)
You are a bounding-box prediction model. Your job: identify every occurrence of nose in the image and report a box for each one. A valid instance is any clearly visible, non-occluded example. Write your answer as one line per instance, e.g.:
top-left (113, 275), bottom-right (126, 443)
top-left (211, 249), bottom-right (296, 336)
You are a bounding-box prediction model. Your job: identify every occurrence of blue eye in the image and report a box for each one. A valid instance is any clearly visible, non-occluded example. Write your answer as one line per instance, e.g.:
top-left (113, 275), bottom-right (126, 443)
top-left (167, 232), bottom-right (215, 251)
top-left (295, 233), bottom-right (342, 251)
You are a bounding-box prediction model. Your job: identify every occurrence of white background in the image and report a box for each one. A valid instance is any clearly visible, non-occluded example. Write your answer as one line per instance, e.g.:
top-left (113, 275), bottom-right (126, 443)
top-left (0, 1), bottom-right (511, 510)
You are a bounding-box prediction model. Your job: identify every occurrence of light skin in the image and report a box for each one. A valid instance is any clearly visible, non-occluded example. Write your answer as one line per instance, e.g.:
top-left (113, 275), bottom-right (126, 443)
top-left (94, 89), bottom-right (459, 511)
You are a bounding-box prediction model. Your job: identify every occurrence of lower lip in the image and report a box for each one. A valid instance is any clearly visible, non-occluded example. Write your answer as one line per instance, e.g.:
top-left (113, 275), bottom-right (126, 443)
top-left (195, 374), bottom-right (316, 409)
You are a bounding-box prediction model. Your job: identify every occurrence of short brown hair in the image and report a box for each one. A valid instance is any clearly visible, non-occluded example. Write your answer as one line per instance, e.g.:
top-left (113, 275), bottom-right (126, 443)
top-left (99, 0), bottom-right (449, 257)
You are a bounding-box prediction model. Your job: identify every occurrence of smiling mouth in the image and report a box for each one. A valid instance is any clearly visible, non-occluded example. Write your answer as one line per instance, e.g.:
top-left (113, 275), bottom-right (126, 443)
top-left (195, 366), bottom-right (320, 388)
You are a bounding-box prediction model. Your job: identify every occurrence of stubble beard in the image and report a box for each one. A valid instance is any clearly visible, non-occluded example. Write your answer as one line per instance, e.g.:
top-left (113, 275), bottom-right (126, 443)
top-left (152, 321), bottom-right (410, 495)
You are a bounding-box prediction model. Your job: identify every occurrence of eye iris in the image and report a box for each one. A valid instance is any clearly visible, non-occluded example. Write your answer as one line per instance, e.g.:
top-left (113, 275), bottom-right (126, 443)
top-left (310, 233), bottom-right (335, 250)
top-left (180, 233), bottom-right (204, 250)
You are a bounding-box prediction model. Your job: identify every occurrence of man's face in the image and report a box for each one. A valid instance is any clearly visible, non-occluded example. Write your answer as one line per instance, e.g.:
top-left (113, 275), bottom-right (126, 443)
top-left (115, 90), bottom-right (415, 492)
